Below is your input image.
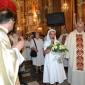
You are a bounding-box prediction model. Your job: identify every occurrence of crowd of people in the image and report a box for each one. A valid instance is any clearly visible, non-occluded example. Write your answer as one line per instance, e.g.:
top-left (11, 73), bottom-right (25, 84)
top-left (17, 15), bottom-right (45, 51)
top-left (20, 19), bottom-right (85, 85)
top-left (22, 32), bottom-right (44, 73)
top-left (0, 0), bottom-right (85, 85)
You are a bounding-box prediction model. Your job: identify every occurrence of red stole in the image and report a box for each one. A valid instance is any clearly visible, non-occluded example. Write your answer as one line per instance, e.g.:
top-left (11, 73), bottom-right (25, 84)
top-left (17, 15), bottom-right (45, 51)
top-left (76, 34), bottom-right (84, 70)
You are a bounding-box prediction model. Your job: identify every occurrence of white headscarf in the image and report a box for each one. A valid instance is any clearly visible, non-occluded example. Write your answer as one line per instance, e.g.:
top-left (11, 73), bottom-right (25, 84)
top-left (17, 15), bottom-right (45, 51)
top-left (44, 29), bottom-right (57, 50)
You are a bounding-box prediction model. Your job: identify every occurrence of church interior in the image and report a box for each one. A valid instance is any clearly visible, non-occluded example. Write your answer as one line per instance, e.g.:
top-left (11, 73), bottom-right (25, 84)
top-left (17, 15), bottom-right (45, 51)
top-left (16, 0), bottom-right (85, 38)
top-left (11, 0), bottom-right (85, 85)
top-left (1, 0), bottom-right (85, 84)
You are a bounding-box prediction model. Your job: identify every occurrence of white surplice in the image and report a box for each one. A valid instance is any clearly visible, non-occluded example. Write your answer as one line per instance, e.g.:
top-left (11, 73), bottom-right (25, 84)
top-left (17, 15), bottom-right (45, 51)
top-left (30, 38), bottom-right (44, 66)
top-left (43, 29), bottom-right (66, 84)
top-left (0, 26), bottom-right (24, 85)
top-left (65, 30), bottom-right (85, 85)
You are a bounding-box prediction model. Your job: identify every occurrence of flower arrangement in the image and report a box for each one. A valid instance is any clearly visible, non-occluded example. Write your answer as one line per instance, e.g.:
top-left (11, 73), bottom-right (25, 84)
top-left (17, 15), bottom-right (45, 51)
top-left (52, 41), bottom-right (68, 53)
top-left (50, 41), bottom-right (68, 63)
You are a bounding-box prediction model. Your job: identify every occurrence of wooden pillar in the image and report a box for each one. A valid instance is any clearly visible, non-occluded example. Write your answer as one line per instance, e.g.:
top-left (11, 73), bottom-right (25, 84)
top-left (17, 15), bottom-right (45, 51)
top-left (78, 0), bottom-right (83, 19)
top-left (48, 0), bottom-right (53, 13)
top-left (61, 0), bottom-right (73, 33)
top-left (74, 0), bottom-right (85, 23)
top-left (82, 3), bottom-right (85, 23)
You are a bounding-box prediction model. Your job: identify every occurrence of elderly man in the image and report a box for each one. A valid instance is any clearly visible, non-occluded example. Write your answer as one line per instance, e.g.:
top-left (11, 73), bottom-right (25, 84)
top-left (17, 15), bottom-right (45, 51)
top-left (0, 0), bottom-right (24, 85)
top-left (65, 19), bottom-right (85, 85)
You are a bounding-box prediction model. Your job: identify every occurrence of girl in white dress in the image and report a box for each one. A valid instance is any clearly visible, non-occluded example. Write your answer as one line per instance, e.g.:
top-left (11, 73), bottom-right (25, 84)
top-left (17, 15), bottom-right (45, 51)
top-left (43, 29), bottom-right (66, 85)
top-left (22, 36), bottom-right (31, 60)
top-left (30, 32), bottom-right (44, 72)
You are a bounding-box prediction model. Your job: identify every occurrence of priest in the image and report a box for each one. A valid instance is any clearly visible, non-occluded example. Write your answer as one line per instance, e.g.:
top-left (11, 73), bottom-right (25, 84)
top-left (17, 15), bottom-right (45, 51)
top-left (65, 19), bottom-right (85, 85)
top-left (0, 0), bottom-right (24, 85)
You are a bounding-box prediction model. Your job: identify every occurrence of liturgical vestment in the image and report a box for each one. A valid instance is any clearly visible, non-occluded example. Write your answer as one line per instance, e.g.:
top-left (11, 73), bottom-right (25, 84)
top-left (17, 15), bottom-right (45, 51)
top-left (65, 30), bottom-right (85, 85)
top-left (0, 26), bottom-right (24, 85)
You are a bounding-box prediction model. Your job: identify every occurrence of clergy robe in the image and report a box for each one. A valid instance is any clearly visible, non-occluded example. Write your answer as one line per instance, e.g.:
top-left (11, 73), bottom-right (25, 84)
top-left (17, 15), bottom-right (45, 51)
top-left (65, 30), bottom-right (85, 85)
top-left (0, 27), bottom-right (24, 85)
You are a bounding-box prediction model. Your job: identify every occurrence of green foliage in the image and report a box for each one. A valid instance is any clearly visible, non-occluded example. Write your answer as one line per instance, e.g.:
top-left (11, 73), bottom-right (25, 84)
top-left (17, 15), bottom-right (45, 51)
top-left (52, 42), bottom-right (68, 53)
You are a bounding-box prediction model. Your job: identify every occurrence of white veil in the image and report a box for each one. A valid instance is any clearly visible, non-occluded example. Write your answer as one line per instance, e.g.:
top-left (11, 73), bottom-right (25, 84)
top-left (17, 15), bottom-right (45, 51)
top-left (44, 29), bottom-right (57, 50)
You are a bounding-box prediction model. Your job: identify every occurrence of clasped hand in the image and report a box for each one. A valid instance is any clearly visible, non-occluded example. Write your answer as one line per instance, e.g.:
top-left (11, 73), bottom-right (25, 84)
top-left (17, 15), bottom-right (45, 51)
top-left (12, 36), bottom-right (24, 51)
top-left (45, 44), bottom-right (53, 54)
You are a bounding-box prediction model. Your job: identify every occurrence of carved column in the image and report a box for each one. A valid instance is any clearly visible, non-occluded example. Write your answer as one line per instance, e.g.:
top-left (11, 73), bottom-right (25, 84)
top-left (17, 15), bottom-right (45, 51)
top-left (61, 0), bottom-right (73, 33)
top-left (77, 0), bottom-right (82, 19)
top-left (48, 0), bottom-right (53, 13)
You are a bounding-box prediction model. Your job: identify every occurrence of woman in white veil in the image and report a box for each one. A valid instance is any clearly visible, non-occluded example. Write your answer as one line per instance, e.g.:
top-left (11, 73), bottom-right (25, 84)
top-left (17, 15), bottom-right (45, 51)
top-left (44, 29), bottom-right (58, 51)
top-left (43, 29), bottom-right (66, 85)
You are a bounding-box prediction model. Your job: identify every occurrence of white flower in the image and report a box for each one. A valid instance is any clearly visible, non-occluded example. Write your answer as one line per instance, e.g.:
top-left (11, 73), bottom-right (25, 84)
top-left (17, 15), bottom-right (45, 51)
top-left (52, 42), bottom-right (68, 53)
top-left (54, 41), bottom-right (57, 44)
top-left (54, 46), bottom-right (58, 49)
top-left (61, 45), bottom-right (65, 49)
top-left (59, 45), bottom-right (62, 50)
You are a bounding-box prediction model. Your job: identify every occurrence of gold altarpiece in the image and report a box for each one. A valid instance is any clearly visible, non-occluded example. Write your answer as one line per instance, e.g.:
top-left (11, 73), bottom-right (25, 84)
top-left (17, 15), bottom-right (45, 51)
top-left (16, 0), bottom-right (63, 36)
top-left (16, 0), bottom-right (49, 35)
top-left (16, 0), bottom-right (85, 36)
